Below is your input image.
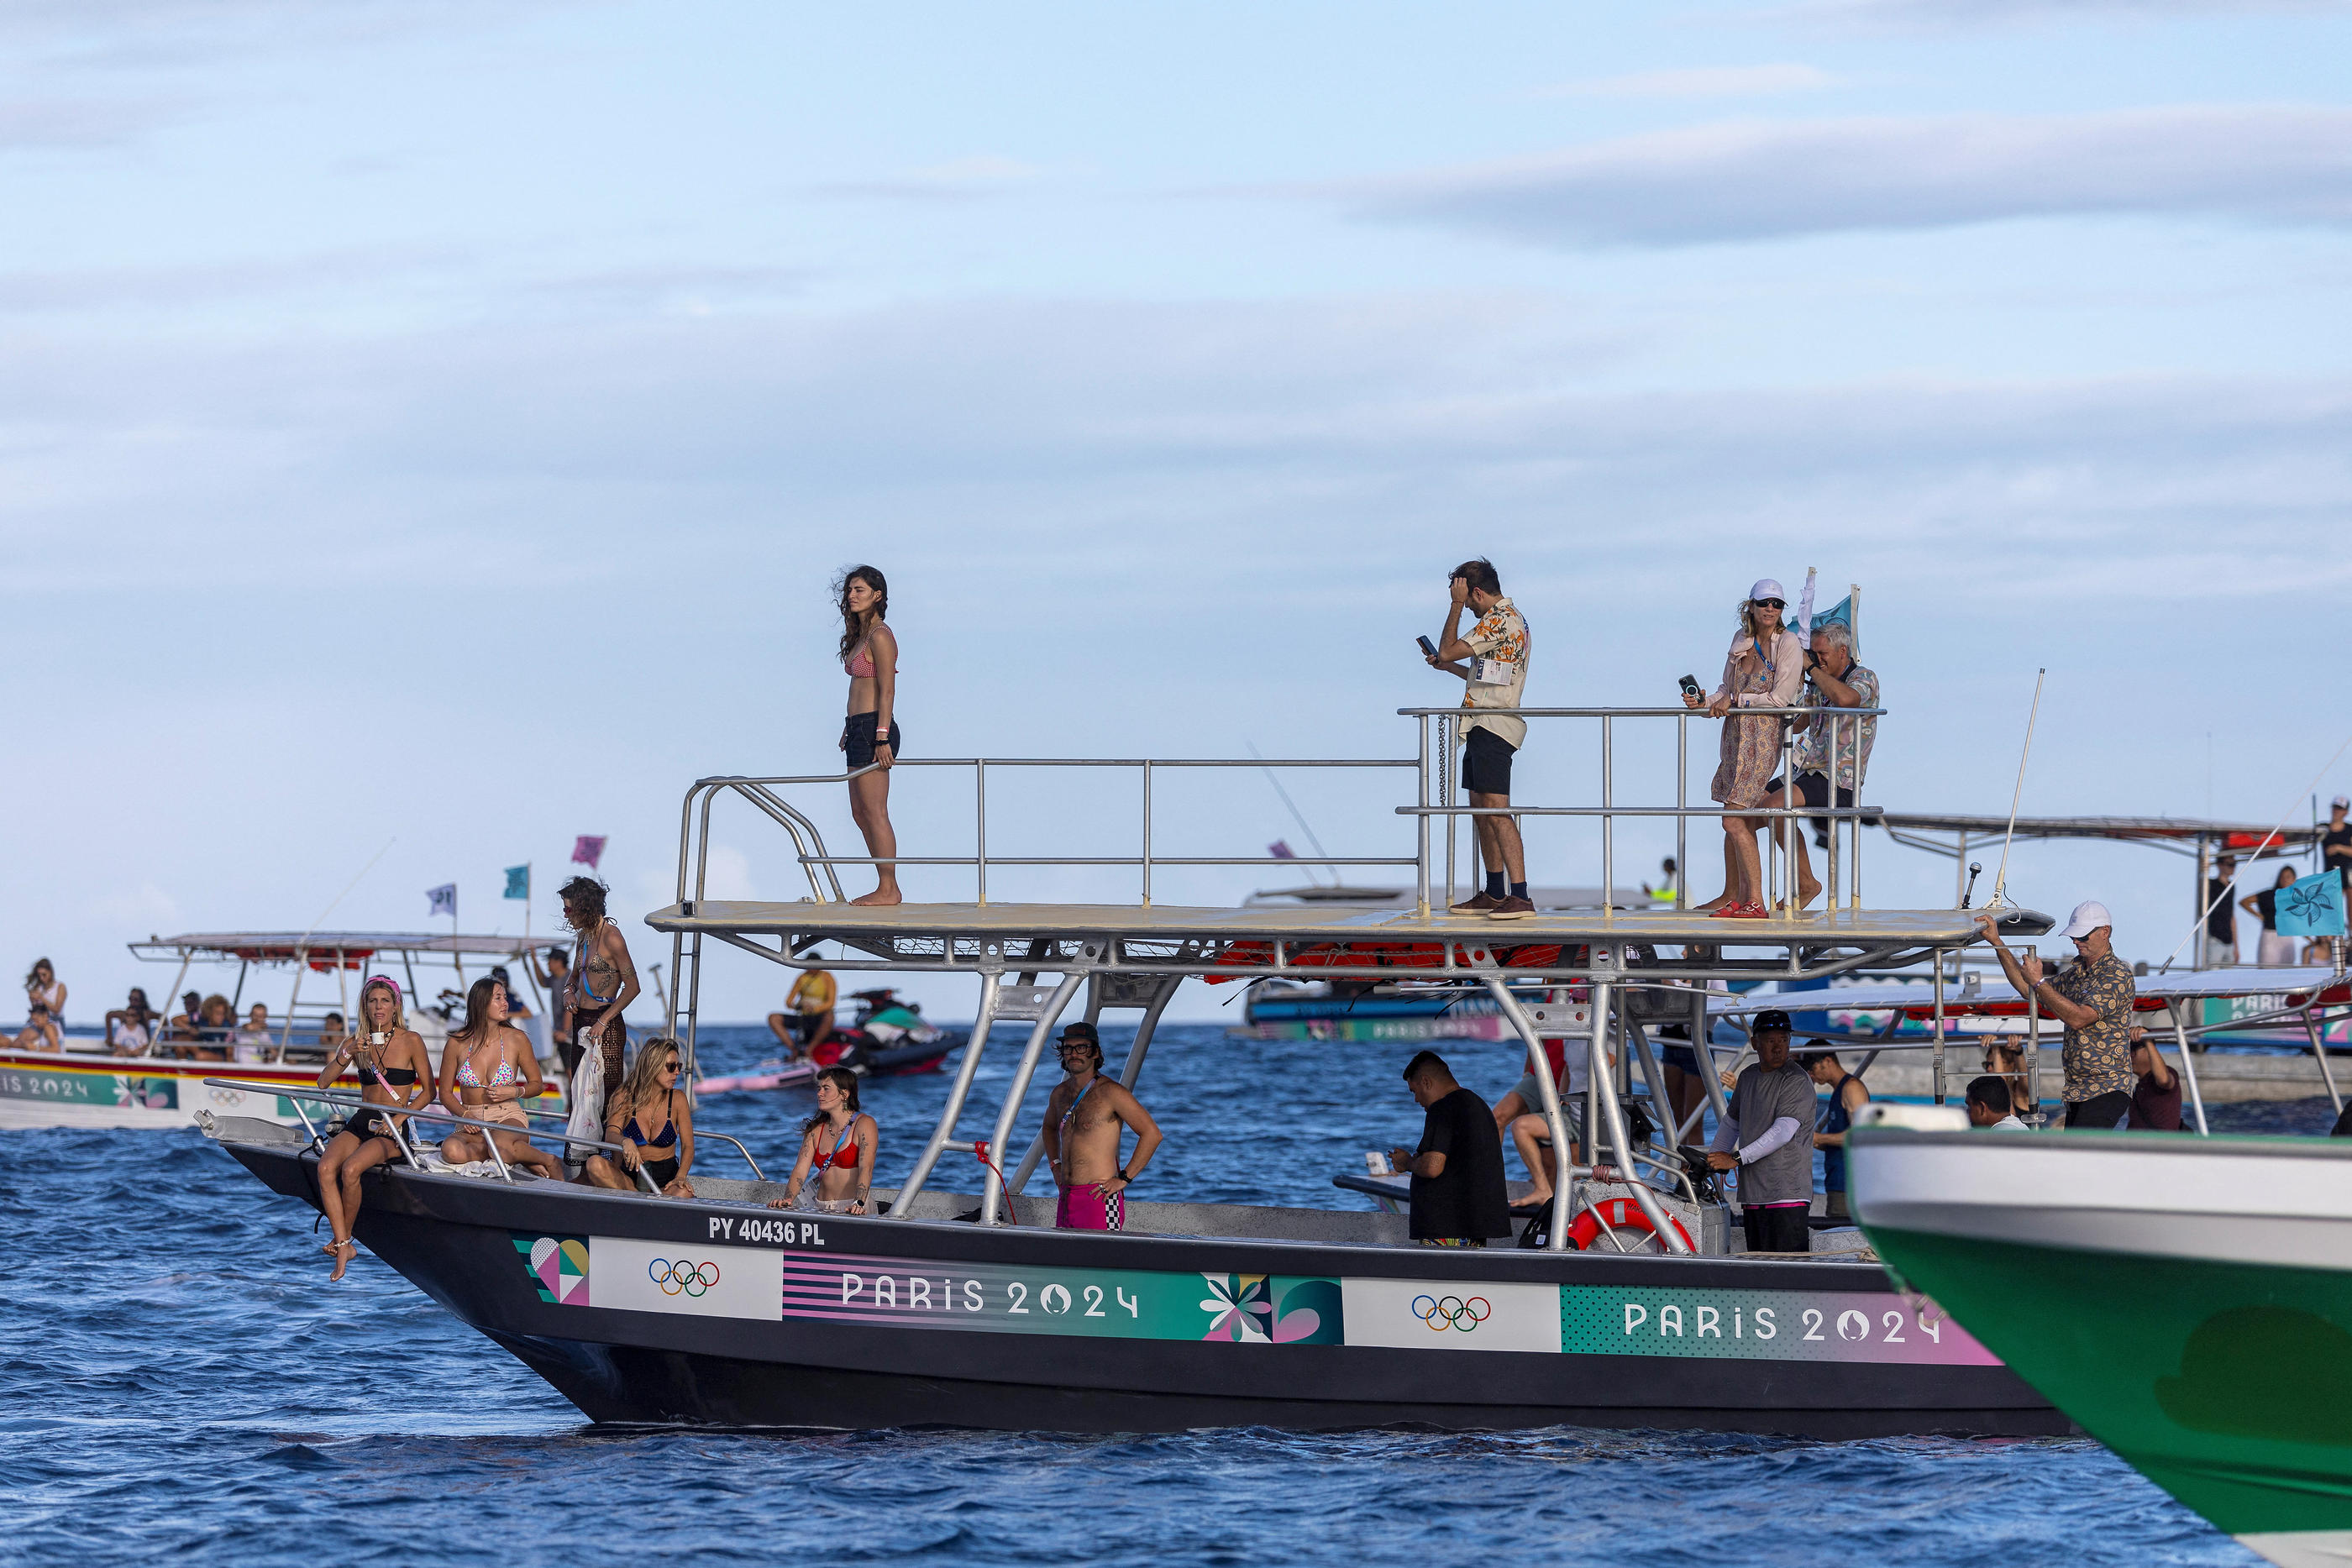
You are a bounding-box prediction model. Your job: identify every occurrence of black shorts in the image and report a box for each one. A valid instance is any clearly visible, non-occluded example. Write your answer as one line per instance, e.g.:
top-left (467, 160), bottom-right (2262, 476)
top-left (1462, 726), bottom-right (1516, 795)
top-left (339, 1109), bottom-right (398, 1146)
top-left (1763, 769), bottom-right (1853, 848)
top-left (2066, 1090), bottom-right (2129, 1130)
top-left (1742, 1204), bottom-right (1810, 1255)
top-left (843, 711), bottom-right (902, 770)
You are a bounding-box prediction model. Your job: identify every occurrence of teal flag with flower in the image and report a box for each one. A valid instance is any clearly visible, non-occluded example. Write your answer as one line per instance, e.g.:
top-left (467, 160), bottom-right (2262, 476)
top-left (2276, 870), bottom-right (2347, 939)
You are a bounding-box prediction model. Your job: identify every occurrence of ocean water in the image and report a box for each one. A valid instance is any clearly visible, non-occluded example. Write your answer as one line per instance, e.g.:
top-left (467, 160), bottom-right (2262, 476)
top-left (3, 1020), bottom-right (2313, 1568)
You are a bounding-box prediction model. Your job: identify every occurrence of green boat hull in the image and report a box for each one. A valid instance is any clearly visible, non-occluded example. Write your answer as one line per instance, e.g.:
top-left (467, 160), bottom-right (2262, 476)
top-left (1869, 1226), bottom-right (2352, 1550)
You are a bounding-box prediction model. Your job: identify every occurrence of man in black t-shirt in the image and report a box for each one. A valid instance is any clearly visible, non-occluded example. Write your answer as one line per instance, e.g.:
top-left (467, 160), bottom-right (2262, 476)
top-left (2326, 798), bottom-right (2351, 886)
top-left (1389, 1051), bottom-right (1511, 1246)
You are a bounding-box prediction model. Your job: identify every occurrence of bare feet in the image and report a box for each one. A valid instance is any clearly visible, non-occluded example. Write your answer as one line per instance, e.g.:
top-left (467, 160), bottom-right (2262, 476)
top-left (849, 887), bottom-right (902, 906)
top-left (1690, 893), bottom-right (1730, 913)
top-left (327, 1239), bottom-right (356, 1282)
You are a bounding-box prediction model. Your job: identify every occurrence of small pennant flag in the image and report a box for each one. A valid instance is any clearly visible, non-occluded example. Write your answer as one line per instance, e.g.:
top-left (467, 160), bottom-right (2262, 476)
top-left (503, 865), bottom-right (530, 900)
top-left (426, 884), bottom-right (457, 919)
top-left (1268, 840), bottom-right (1297, 860)
top-left (571, 836), bottom-right (607, 870)
top-left (2276, 871), bottom-right (2348, 940)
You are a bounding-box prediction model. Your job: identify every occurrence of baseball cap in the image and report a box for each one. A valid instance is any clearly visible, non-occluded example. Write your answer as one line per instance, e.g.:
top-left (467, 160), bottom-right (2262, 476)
top-left (1753, 1008), bottom-right (1793, 1032)
top-left (2334, 795), bottom-right (2349, 810)
top-left (1058, 1021), bottom-right (1100, 1044)
top-left (1748, 579), bottom-right (1786, 604)
top-left (2061, 899), bottom-right (2113, 940)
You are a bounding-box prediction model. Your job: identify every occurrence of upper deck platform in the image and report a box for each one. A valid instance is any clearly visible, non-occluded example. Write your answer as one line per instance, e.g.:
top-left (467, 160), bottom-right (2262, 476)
top-left (644, 897), bottom-right (2035, 982)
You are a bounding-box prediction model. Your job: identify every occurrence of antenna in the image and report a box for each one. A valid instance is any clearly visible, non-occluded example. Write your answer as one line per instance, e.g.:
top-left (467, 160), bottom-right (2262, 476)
top-left (1987, 670), bottom-right (2046, 911)
top-left (1247, 741), bottom-right (1336, 886)
top-left (299, 837), bottom-right (396, 949)
top-left (1961, 862), bottom-right (1982, 910)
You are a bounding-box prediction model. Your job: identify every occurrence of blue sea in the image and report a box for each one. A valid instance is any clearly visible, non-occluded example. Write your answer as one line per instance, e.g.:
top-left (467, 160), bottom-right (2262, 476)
top-left (4, 1021), bottom-right (2322, 1568)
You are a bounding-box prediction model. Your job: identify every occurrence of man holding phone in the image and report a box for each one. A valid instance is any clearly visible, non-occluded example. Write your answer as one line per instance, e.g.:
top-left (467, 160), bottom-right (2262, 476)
top-left (1423, 558), bottom-right (1534, 918)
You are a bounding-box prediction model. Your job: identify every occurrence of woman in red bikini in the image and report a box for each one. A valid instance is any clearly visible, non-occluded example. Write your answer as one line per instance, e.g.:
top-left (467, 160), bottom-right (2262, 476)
top-left (836, 565), bottom-right (901, 906)
top-left (769, 1067), bottom-right (875, 1214)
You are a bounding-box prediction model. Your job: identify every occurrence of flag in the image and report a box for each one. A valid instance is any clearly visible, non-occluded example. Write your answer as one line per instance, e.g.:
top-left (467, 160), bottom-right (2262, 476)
top-left (427, 884), bottom-right (456, 919)
top-left (1268, 840), bottom-right (1296, 860)
top-left (572, 836), bottom-right (606, 869)
top-left (2276, 871), bottom-right (2348, 940)
top-left (503, 865), bottom-right (529, 900)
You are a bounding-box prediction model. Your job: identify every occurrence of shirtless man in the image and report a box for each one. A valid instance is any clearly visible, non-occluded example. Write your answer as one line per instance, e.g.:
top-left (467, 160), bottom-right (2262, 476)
top-left (1037, 1022), bottom-right (1162, 1232)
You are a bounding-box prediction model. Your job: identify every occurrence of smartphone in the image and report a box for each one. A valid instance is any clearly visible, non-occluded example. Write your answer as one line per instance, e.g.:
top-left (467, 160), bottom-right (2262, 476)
top-left (1417, 636), bottom-right (1439, 660)
top-left (1677, 674), bottom-right (1702, 700)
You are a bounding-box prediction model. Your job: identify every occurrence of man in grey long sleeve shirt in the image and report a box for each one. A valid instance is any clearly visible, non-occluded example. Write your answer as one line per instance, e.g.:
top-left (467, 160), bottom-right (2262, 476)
top-left (1707, 1009), bottom-right (1816, 1254)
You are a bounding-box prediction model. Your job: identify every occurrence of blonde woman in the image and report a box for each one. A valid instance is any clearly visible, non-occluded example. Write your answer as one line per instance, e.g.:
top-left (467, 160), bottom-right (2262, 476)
top-left (315, 977), bottom-right (435, 1282)
top-left (438, 976), bottom-right (564, 1179)
top-left (1683, 579), bottom-right (1804, 918)
top-left (584, 1037), bottom-right (697, 1198)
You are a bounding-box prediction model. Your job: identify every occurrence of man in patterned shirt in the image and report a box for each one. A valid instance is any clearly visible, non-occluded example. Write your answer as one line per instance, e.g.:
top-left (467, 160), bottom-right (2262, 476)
top-left (1424, 558), bottom-right (1535, 920)
top-left (1975, 900), bottom-right (2137, 1130)
top-left (1763, 621), bottom-right (1877, 912)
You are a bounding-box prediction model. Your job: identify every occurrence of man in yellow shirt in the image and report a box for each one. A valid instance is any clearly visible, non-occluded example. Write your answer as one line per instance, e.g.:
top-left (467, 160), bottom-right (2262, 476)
top-left (768, 968), bottom-right (837, 1061)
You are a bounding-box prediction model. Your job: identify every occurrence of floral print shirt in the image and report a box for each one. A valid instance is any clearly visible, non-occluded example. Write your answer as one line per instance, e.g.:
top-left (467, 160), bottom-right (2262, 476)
top-left (2048, 951), bottom-right (2136, 1102)
top-left (1791, 661), bottom-right (1879, 790)
top-left (1460, 597), bottom-right (1530, 749)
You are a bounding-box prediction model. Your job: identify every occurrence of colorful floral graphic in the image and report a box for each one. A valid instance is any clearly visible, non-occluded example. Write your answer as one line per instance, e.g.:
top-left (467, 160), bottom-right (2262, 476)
top-left (1198, 1273), bottom-right (1341, 1344)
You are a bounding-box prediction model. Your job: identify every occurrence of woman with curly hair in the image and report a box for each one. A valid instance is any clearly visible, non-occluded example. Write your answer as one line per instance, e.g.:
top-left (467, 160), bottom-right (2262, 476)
top-left (1683, 579), bottom-right (1804, 919)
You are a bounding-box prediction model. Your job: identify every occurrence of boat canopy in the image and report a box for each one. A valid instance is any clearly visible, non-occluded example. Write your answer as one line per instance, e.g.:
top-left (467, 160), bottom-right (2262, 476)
top-left (1709, 966), bottom-right (2351, 1020)
top-left (130, 931), bottom-right (553, 970)
top-left (1877, 814), bottom-right (2317, 857)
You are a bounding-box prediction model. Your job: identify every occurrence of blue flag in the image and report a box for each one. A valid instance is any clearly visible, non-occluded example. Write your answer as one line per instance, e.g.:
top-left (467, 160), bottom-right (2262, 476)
top-left (427, 883), bottom-right (456, 919)
top-left (503, 865), bottom-right (530, 900)
top-left (2275, 871), bottom-right (2347, 940)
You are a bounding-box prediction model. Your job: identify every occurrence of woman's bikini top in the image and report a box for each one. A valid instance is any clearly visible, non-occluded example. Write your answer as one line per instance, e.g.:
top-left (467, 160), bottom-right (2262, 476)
top-left (356, 1054), bottom-right (418, 1088)
top-left (811, 1115), bottom-right (858, 1170)
top-left (624, 1088), bottom-right (679, 1150)
top-left (844, 627), bottom-right (890, 679)
top-left (575, 920), bottom-right (621, 1006)
top-left (456, 1052), bottom-right (517, 1089)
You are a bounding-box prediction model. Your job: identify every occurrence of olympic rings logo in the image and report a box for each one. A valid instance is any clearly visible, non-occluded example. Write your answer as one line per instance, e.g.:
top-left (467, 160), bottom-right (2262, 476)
top-left (1412, 1293), bottom-right (1492, 1333)
top-left (649, 1258), bottom-right (721, 1298)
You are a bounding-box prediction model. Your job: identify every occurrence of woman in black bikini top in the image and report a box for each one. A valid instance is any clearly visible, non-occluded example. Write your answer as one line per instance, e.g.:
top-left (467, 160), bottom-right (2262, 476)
top-left (585, 1038), bottom-right (696, 1198)
top-left (312, 977), bottom-right (436, 1282)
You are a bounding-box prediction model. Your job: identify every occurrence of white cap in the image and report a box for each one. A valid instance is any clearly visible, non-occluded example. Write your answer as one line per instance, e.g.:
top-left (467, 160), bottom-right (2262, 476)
top-left (2334, 795), bottom-right (2349, 810)
top-left (2061, 899), bottom-right (2113, 940)
top-left (1748, 578), bottom-right (1785, 602)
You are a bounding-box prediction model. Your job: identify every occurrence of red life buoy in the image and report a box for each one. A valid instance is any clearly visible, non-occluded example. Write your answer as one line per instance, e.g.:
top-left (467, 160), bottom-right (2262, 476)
top-left (1566, 1196), bottom-right (1694, 1252)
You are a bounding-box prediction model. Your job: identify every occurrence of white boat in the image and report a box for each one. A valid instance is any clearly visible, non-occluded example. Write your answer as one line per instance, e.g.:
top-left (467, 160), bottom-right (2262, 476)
top-left (1, 931), bottom-right (564, 1132)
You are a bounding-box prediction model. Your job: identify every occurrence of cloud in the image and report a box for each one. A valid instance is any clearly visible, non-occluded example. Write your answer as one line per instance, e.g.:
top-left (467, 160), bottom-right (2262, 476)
top-left (1784, 0), bottom-right (2351, 27)
top-left (1535, 64), bottom-right (1836, 99)
top-left (815, 154), bottom-right (1047, 202)
top-left (1347, 105), bottom-right (2352, 247)
top-left (0, 97), bottom-right (190, 149)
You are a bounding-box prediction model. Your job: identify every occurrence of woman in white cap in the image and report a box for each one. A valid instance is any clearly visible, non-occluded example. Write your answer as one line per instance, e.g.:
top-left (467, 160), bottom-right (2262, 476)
top-left (1682, 579), bottom-right (1805, 918)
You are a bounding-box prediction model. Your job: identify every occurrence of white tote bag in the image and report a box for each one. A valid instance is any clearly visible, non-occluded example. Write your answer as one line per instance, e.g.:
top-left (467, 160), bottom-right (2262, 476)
top-left (563, 1036), bottom-right (606, 1177)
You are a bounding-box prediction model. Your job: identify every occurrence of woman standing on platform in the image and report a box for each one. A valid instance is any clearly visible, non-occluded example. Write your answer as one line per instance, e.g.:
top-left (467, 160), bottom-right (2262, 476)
top-left (1684, 579), bottom-right (1803, 919)
top-left (837, 564), bottom-right (902, 906)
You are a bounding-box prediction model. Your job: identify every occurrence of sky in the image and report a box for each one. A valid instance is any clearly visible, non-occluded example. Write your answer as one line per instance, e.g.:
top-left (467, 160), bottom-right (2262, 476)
top-left (7, 0), bottom-right (2349, 1031)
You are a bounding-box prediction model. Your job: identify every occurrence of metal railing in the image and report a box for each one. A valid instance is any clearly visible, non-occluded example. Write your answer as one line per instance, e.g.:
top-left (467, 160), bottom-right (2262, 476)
top-left (1399, 705), bottom-right (1883, 920)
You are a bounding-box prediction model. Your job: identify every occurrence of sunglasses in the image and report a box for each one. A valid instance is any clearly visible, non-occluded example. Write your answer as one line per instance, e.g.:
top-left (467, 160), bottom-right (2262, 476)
top-left (1756, 599), bottom-right (1785, 610)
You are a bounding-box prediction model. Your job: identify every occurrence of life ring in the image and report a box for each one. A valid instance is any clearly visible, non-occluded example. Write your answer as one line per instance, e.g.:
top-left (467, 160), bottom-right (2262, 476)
top-left (1566, 1195), bottom-right (1694, 1253)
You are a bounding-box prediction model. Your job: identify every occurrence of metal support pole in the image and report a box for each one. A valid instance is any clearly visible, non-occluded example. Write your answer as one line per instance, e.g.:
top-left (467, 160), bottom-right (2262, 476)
top-left (890, 973), bottom-right (1002, 1217)
top-left (1480, 974), bottom-right (1578, 1254)
top-left (1415, 716), bottom-right (1431, 919)
top-left (1142, 760), bottom-right (1153, 909)
top-left (1601, 716), bottom-right (1614, 926)
top-left (1824, 713), bottom-right (1840, 913)
top-left (979, 968), bottom-right (1089, 1225)
top-left (1932, 960), bottom-right (1947, 1105)
top-left (1441, 716), bottom-right (1457, 913)
top-left (1590, 979), bottom-right (1692, 1253)
top-left (1626, 1016), bottom-right (1671, 1151)
top-left (975, 761), bottom-right (988, 906)
top-left (1675, 716), bottom-right (1688, 912)
top-left (1956, 830), bottom-right (1968, 908)
top-left (2306, 1007), bottom-right (2344, 1116)
top-left (2169, 1000), bottom-right (2209, 1135)
top-left (2024, 944), bottom-right (2042, 1125)
top-left (683, 933), bottom-right (703, 1080)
